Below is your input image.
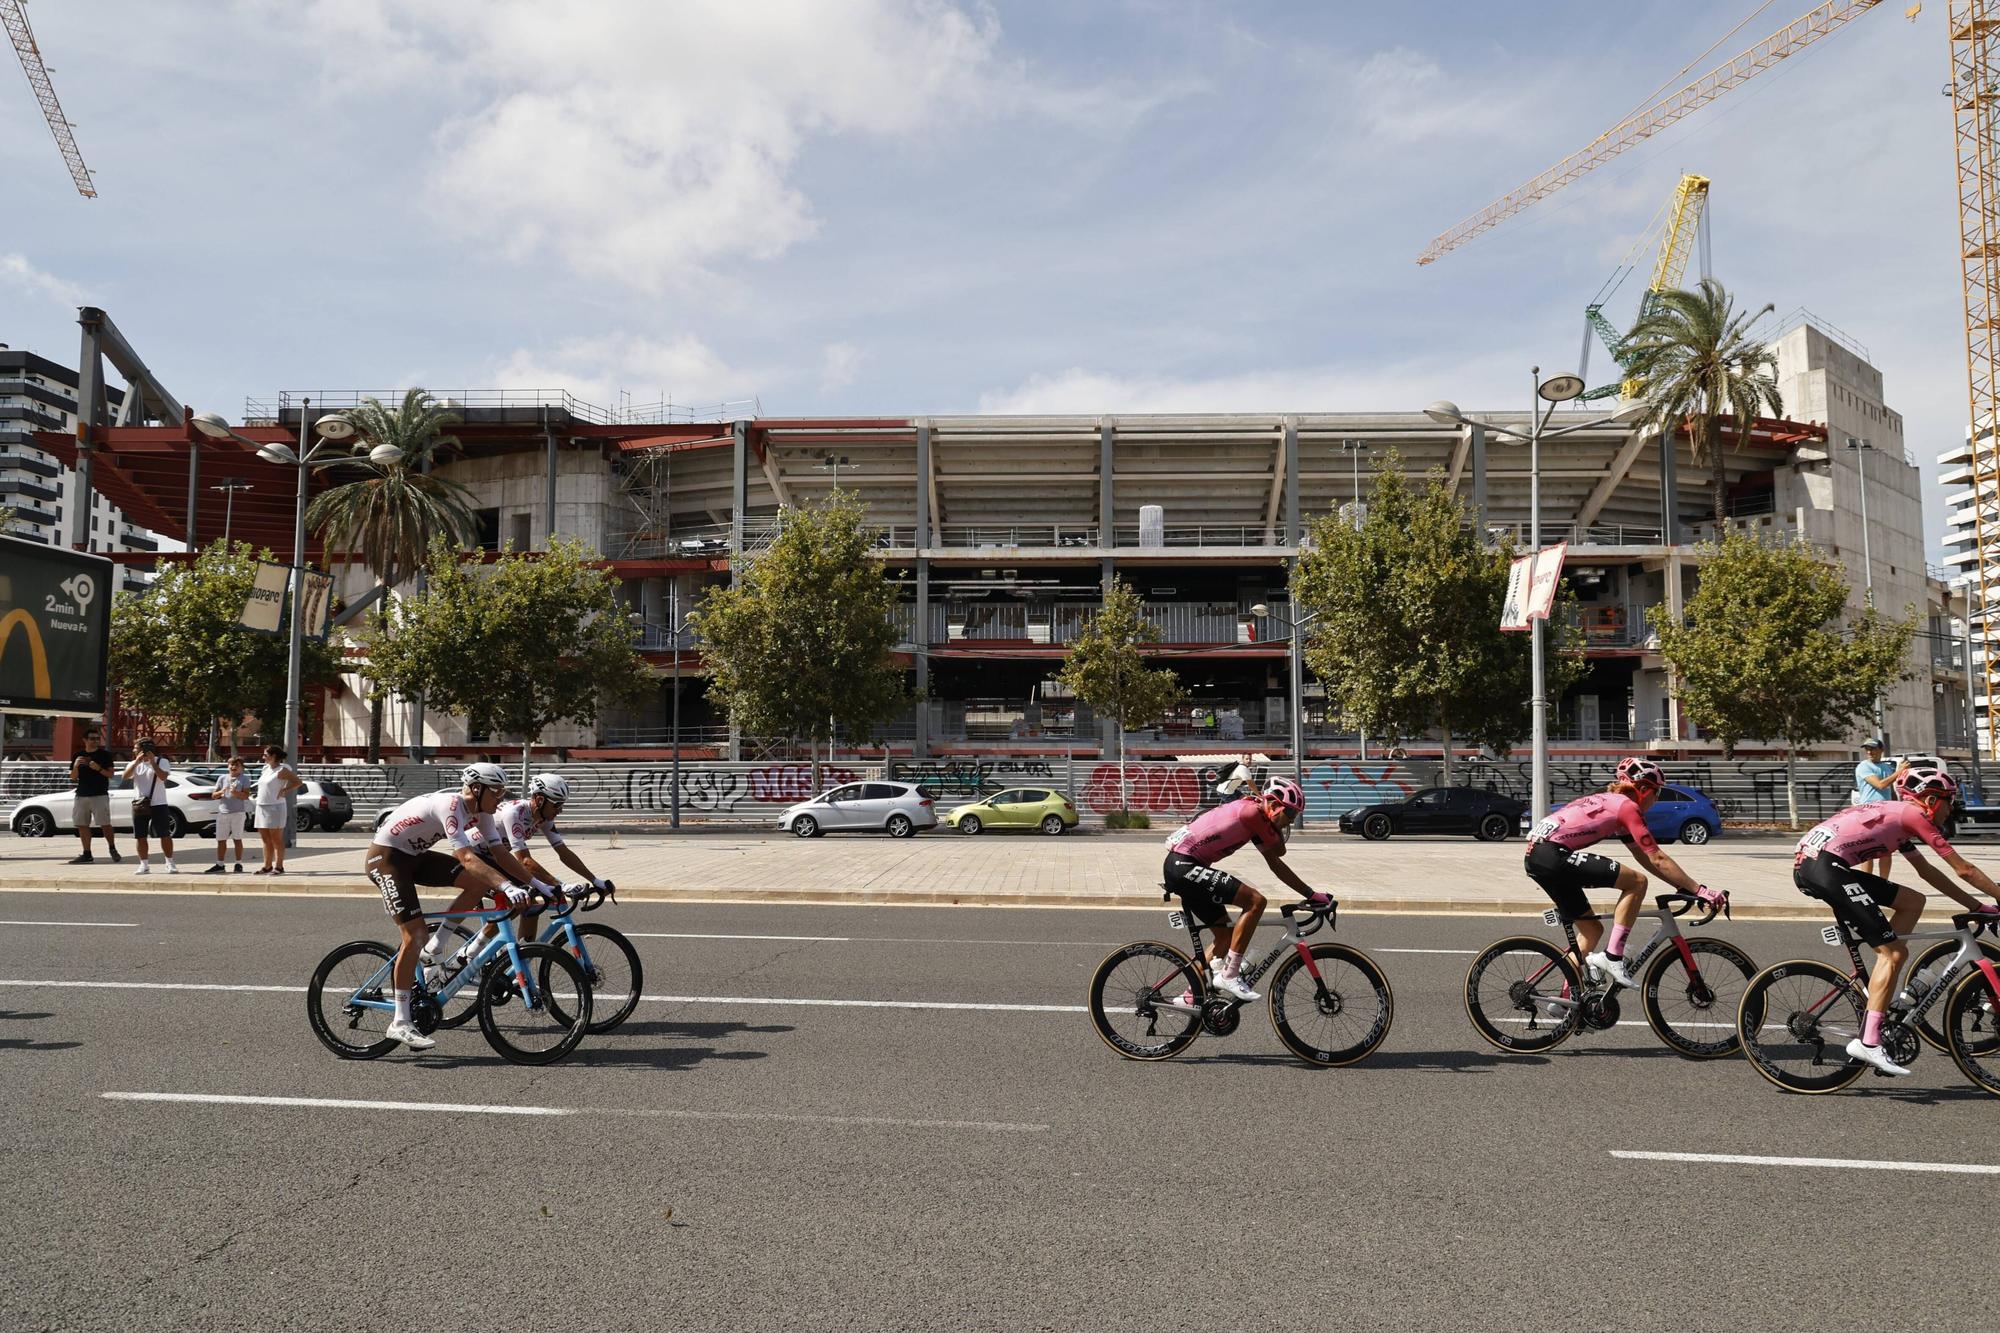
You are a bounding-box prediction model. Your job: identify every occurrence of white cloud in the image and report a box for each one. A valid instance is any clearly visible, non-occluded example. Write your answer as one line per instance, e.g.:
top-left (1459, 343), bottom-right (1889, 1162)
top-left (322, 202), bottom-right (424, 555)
top-left (0, 253), bottom-right (87, 308)
top-left (1352, 47), bottom-right (1523, 146)
top-left (977, 353), bottom-right (1525, 416)
top-left (491, 333), bottom-right (762, 417)
top-left (820, 342), bottom-right (865, 391)
top-left (305, 1), bottom-right (1009, 292)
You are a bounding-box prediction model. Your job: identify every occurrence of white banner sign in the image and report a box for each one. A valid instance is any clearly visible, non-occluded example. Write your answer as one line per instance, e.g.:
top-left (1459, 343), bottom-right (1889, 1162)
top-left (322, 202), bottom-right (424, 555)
top-left (240, 562), bottom-right (290, 634)
top-left (297, 570), bottom-right (335, 642)
top-left (1500, 542), bottom-right (1567, 632)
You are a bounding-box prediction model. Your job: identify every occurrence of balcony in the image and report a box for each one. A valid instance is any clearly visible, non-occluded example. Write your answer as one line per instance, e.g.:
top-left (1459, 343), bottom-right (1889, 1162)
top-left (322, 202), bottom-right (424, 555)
top-left (0, 451), bottom-right (59, 479)
top-left (631, 621), bottom-right (697, 652)
top-left (0, 477), bottom-right (59, 505)
top-left (1563, 605), bottom-right (1662, 650)
top-left (926, 600), bottom-right (1270, 646)
top-left (1477, 521), bottom-right (1666, 548)
top-left (0, 404), bottom-right (64, 432)
top-left (119, 531), bottom-right (159, 552)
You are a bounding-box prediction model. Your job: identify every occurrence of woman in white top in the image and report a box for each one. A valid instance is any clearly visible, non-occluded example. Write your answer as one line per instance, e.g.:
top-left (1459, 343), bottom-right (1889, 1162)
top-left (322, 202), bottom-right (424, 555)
top-left (254, 744), bottom-right (305, 874)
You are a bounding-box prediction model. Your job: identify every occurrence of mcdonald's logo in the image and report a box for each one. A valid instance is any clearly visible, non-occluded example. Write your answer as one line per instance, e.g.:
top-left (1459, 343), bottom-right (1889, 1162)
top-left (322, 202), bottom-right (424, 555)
top-left (0, 608), bottom-right (52, 699)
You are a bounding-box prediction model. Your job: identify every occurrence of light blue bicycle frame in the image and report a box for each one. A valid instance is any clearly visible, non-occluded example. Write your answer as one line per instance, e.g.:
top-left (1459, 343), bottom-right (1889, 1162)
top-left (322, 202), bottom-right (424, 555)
top-left (344, 905), bottom-right (544, 1016)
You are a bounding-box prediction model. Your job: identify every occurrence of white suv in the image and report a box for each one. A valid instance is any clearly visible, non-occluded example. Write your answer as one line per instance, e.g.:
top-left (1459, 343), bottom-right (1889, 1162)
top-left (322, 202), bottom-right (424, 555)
top-left (777, 782), bottom-right (937, 839)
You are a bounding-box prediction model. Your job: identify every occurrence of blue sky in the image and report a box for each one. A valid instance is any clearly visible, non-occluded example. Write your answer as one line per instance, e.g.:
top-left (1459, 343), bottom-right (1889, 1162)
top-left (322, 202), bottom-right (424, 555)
top-left (0, 2), bottom-right (1964, 542)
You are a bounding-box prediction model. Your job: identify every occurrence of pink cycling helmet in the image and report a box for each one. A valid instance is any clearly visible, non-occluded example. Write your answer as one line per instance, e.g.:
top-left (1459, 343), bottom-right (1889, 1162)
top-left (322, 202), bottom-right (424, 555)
top-left (1896, 765), bottom-right (1958, 810)
top-left (1615, 756), bottom-right (1665, 793)
top-left (1263, 777), bottom-right (1304, 816)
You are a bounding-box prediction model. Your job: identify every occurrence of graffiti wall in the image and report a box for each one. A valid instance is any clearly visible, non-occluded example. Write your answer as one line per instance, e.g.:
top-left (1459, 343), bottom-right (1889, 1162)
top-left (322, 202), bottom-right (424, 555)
top-left (888, 758), bottom-right (1061, 800)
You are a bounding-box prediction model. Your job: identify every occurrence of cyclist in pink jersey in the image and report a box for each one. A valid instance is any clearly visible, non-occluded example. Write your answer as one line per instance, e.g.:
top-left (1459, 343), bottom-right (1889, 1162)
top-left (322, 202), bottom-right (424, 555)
top-left (1162, 777), bottom-right (1329, 1002)
top-left (1523, 757), bottom-right (1716, 990)
top-left (1793, 765), bottom-right (2000, 1076)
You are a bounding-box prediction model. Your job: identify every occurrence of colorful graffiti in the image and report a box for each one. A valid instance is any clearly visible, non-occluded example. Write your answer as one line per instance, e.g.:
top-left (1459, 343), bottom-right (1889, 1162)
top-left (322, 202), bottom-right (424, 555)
top-left (890, 759), bottom-right (1057, 799)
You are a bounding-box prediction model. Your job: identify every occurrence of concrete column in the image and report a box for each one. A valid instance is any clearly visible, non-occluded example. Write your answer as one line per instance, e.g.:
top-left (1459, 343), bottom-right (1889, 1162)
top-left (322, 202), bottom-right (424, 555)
top-left (1469, 425), bottom-right (1488, 538)
top-left (1099, 420), bottom-right (1115, 590)
top-left (1282, 417), bottom-right (1300, 544)
top-left (728, 419), bottom-right (748, 760)
top-left (69, 320), bottom-right (104, 552)
top-left (914, 422), bottom-right (931, 758)
top-left (1664, 554), bottom-right (1686, 742)
top-left (543, 406), bottom-right (558, 546)
top-left (1660, 430), bottom-right (1680, 545)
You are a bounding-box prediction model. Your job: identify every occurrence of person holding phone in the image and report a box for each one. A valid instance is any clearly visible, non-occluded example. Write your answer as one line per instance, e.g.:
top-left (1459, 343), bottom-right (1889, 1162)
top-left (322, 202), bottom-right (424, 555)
top-left (123, 737), bottom-right (177, 874)
top-left (67, 726), bottom-right (121, 865)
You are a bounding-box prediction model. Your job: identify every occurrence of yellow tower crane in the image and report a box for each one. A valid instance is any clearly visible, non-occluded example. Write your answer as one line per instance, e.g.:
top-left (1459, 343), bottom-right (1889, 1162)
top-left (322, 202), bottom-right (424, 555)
top-left (1580, 173), bottom-right (1712, 401)
top-left (2, 0), bottom-right (95, 198)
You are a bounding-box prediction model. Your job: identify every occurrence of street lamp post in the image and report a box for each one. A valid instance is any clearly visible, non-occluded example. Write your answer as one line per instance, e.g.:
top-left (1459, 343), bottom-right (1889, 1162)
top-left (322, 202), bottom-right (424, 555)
top-left (1847, 437), bottom-right (1888, 750)
top-left (821, 453), bottom-right (850, 488)
top-left (1338, 437), bottom-right (1369, 757)
top-left (1249, 602), bottom-right (1319, 824)
top-left (1425, 380), bottom-right (1647, 821)
top-left (193, 404), bottom-right (400, 834)
top-left (211, 477), bottom-right (253, 547)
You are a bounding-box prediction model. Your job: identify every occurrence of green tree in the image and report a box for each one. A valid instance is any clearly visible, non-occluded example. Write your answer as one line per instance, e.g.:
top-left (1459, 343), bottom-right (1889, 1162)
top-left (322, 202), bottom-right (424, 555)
top-left (306, 389), bottom-right (478, 762)
top-left (690, 491), bottom-right (907, 784)
top-left (1057, 578), bottom-right (1182, 816)
top-left (365, 536), bottom-right (652, 782)
top-left (108, 540), bottom-right (342, 753)
top-left (1290, 454), bottom-right (1580, 780)
top-left (1657, 531), bottom-right (1914, 828)
top-left (1620, 277), bottom-right (1783, 533)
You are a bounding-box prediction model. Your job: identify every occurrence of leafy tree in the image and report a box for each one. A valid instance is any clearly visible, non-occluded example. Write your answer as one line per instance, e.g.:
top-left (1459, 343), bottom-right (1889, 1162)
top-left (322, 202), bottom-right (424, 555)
top-left (365, 536), bottom-right (652, 782)
top-left (1290, 453), bottom-right (1580, 781)
top-left (1057, 578), bottom-right (1182, 814)
top-left (1657, 531), bottom-right (1914, 827)
top-left (108, 540), bottom-right (342, 753)
top-left (1620, 277), bottom-right (1783, 533)
top-left (306, 389), bottom-right (478, 761)
top-left (690, 490), bottom-right (906, 785)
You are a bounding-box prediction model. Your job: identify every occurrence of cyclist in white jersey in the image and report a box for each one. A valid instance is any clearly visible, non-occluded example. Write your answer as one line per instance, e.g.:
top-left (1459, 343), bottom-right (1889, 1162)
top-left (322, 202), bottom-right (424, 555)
top-left (363, 763), bottom-right (545, 1049)
top-left (449, 774), bottom-right (613, 963)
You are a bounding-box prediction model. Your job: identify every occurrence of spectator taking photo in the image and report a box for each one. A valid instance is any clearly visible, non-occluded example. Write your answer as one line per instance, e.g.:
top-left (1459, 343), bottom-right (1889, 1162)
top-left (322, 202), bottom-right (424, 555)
top-left (123, 737), bottom-right (177, 874)
top-left (66, 725), bottom-right (121, 865)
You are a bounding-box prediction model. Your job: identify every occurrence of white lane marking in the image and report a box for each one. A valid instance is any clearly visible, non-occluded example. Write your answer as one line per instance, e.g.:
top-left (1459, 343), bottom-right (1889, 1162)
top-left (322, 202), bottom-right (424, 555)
top-left (624, 932), bottom-right (1127, 947)
top-left (0, 920), bottom-right (138, 928)
top-left (1611, 1150), bottom-right (2000, 1176)
top-left (105, 1091), bottom-right (570, 1116)
top-left (625, 933), bottom-right (853, 942)
top-left (0, 978), bottom-right (1083, 1013)
top-left (103, 1091), bottom-right (1047, 1133)
top-left (1374, 947), bottom-right (1478, 955)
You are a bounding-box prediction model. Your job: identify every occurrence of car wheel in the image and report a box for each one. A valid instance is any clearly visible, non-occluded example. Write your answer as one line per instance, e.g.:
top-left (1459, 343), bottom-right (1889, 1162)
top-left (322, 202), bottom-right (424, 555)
top-left (792, 814), bottom-right (819, 839)
top-left (1041, 815), bottom-right (1066, 835)
top-left (168, 809), bottom-right (191, 839)
top-left (960, 814), bottom-right (984, 836)
top-left (15, 807), bottom-right (53, 839)
top-left (1477, 813), bottom-right (1512, 842)
top-left (293, 807), bottom-right (316, 834)
top-left (886, 814), bottom-right (915, 839)
top-left (1678, 820), bottom-right (1712, 846)
top-left (1361, 813), bottom-right (1392, 841)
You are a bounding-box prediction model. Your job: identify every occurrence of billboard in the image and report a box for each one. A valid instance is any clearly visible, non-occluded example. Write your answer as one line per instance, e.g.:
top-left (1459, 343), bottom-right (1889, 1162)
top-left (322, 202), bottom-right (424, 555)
top-left (1500, 542), bottom-right (1567, 632)
top-left (0, 534), bottom-right (114, 716)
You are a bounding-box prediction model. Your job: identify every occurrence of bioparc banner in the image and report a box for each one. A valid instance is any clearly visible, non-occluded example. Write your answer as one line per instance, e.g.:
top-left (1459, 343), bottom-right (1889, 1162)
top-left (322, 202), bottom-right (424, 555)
top-left (0, 535), bottom-right (113, 717)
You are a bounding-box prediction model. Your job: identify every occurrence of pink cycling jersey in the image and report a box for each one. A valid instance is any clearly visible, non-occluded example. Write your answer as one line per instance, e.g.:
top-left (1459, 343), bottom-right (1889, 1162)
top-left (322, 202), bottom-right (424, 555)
top-left (1795, 801), bottom-right (1955, 867)
top-left (1166, 797), bottom-right (1283, 865)
top-left (1526, 792), bottom-right (1659, 857)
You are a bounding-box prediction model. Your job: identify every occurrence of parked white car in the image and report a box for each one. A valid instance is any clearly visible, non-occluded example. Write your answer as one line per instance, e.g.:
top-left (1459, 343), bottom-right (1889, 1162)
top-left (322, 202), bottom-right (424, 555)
top-left (9, 772), bottom-right (221, 840)
top-left (777, 781), bottom-right (937, 839)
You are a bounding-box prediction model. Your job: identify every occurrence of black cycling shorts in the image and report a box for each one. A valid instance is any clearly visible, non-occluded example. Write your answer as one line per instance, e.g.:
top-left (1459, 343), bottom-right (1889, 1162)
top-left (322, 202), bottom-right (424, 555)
top-left (1163, 852), bottom-right (1244, 928)
top-left (1795, 851), bottom-right (1902, 946)
top-left (1524, 839), bottom-right (1622, 924)
top-left (364, 845), bottom-right (465, 923)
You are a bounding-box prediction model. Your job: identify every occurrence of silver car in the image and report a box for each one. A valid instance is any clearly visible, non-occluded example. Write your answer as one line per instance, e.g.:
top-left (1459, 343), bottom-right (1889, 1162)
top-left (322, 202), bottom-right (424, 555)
top-left (777, 781), bottom-right (937, 839)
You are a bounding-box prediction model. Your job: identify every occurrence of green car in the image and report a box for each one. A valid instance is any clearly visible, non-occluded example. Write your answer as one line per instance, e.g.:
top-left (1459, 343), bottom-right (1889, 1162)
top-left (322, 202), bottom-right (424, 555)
top-left (943, 787), bottom-right (1080, 835)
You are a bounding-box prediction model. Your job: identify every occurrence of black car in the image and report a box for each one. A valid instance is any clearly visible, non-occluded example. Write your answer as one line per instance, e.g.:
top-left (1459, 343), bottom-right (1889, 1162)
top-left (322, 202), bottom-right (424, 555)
top-left (1337, 786), bottom-right (1527, 842)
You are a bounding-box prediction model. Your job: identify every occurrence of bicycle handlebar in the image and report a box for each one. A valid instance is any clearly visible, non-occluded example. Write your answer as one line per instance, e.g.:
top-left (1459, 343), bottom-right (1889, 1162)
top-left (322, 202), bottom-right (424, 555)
top-left (1950, 911), bottom-right (1999, 937)
top-left (1655, 891), bottom-right (1722, 928)
top-left (1279, 899), bottom-right (1337, 936)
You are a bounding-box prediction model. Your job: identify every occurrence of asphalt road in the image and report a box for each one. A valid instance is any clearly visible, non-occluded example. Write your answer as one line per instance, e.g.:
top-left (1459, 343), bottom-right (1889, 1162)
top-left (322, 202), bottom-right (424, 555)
top-left (2, 891), bottom-right (1992, 1332)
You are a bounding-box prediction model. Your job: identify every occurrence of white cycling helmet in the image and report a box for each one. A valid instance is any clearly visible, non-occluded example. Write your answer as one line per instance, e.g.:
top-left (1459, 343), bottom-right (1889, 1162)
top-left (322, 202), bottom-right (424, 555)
top-left (460, 762), bottom-right (507, 791)
top-left (530, 773), bottom-right (571, 805)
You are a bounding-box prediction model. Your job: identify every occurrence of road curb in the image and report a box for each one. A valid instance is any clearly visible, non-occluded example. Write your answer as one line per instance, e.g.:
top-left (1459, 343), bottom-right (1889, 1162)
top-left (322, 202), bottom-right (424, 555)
top-left (0, 876), bottom-right (1834, 918)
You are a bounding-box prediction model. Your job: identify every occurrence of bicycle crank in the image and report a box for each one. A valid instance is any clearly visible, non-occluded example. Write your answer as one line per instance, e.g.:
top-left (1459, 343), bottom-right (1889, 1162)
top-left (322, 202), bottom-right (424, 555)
top-left (1202, 1001), bottom-right (1242, 1037)
top-left (1580, 993), bottom-right (1622, 1031)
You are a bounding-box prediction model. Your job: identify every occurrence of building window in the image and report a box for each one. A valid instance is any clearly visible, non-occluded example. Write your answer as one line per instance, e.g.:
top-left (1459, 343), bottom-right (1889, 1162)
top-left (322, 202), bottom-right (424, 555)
top-left (474, 507), bottom-right (500, 551)
top-left (510, 511), bottom-right (532, 551)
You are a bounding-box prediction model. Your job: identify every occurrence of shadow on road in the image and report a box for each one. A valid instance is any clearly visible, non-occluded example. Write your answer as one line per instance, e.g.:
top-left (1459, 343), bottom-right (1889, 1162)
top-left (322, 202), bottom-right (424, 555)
top-left (0, 1010), bottom-right (55, 1021)
top-left (1364, 1047), bottom-right (1552, 1073)
top-left (0, 1037), bottom-right (81, 1051)
top-left (415, 1019), bottom-right (790, 1072)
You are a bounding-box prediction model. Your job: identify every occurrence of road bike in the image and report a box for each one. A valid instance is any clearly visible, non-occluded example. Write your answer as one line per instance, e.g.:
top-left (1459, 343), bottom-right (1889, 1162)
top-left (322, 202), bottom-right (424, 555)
top-left (1088, 896), bottom-right (1393, 1067)
top-left (423, 881), bottom-right (642, 1035)
top-left (306, 891), bottom-right (592, 1066)
top-left (1737, 910), bottom-right (2000, 1095)
top-left (1464, 892), bottom-right (1755, 1058)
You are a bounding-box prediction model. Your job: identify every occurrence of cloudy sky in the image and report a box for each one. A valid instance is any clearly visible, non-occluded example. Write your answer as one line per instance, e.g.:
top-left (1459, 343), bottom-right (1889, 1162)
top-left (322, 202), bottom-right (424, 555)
top-left (0, 1), bottom-right (1966, 544)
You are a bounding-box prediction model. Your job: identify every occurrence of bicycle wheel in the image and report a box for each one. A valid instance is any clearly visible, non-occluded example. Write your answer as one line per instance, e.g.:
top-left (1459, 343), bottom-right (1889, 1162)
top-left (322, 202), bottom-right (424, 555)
top-left (1267, 943), bottom-right (1393, 1067)
top-left (477, 943), bottom-right (592, 1066)
top-left (1464, 936), bottom-right (1581, 1054)
top-left (1641, 936), bottom-right (1756, 1059)
top-left (1736, 959), bottom-right (1867, 1094)
top-left (306, 940), bottom-right (398, 1060)
top-left (1088, 942), bottom-right (1204, 1061)
top-left (1907, 938), bottom-right (2000, 1051)
top-left (552, 923), bottom-right (643, 1034)
top-left (1943, 967), bottom-right (2000, 1096)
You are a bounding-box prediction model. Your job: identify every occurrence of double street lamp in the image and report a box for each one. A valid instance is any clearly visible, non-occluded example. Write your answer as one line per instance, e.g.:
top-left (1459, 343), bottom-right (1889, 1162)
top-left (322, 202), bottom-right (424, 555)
top-left (1424, 373), bottom-right (1647, 822)
top-left (192, 407), bottom-right (402, 780)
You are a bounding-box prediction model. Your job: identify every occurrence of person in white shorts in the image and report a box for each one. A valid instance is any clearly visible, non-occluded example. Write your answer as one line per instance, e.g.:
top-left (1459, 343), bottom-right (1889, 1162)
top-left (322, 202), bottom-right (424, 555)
top-left (198, 756), bottom-right (253, 874)
top-left (254, 745), bottom-right (304, 874)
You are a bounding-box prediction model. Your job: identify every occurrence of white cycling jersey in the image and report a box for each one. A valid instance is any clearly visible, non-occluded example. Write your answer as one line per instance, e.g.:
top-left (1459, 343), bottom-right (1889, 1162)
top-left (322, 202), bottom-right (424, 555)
top-left (494, 798), bottom-right (567, 854)
top-left (371, 790), bottom-right (500, 856)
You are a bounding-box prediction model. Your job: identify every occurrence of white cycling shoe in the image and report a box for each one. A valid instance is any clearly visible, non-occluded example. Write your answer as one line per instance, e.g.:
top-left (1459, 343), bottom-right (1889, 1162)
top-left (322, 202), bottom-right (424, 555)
top-left (384, 1019), bottom-right (436, 1051)
top-left (1845, 1038), bottom-right (1912, 1077)
top-left (1208, 962), bottom-right (1259, 1003)
top-left (1586, 951), bottom-right (1639, 990)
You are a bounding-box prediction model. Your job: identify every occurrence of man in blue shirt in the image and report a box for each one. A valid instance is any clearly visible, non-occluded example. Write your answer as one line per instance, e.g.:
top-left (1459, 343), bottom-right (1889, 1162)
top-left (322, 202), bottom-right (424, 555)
top-left (1853, 738), bottom-right (1902, 879)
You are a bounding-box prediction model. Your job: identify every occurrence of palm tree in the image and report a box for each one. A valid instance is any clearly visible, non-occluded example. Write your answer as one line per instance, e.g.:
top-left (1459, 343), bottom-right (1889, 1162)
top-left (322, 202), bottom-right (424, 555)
top-left (307, 389), bottom-right (477, 762)
top-left (1619, 277), bottom-right (1782, 537)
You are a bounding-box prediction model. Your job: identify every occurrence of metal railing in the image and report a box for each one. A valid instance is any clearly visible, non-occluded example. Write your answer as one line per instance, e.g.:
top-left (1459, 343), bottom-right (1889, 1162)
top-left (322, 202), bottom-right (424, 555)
top-left (246, 390), bottom-right (760, 428)
top-left (931, 601), bottom-right (1268, 646)
top-left (631, 622), bottom-right (697, 651)
top-left (1477, 521), bottom-right (1665, 547)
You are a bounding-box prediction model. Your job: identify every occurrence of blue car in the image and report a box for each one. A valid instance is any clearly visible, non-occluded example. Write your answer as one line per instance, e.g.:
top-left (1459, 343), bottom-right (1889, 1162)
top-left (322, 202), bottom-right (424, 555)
top-left (1520, 784), bottom-right (1723, 845)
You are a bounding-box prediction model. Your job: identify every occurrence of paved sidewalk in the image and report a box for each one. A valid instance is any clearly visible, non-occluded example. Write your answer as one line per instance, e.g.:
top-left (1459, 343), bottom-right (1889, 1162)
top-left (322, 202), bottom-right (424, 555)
top-left (0, 826), bottom-right (1882, 917)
